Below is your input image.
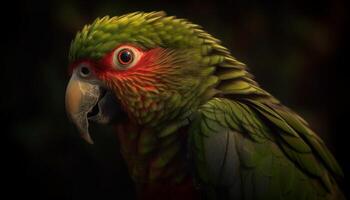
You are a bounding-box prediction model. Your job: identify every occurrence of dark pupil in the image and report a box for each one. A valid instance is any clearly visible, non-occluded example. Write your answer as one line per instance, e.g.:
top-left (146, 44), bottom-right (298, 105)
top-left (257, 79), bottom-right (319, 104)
top-left (119, 50), bottom-right (132, 64)
top-left (81, 66), bottom-right (90, 75)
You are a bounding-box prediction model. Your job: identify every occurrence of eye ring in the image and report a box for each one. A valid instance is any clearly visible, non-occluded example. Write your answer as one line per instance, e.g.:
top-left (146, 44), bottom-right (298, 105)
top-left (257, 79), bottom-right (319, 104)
top-left (112, 46), bottom-right (141, 70)
top-left (79, 65), bottom-right (91, 78)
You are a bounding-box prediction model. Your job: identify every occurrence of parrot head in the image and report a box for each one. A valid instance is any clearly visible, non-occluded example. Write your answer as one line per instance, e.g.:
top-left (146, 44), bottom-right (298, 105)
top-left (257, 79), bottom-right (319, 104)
top-left (65, 11), bottom-right (248, 143)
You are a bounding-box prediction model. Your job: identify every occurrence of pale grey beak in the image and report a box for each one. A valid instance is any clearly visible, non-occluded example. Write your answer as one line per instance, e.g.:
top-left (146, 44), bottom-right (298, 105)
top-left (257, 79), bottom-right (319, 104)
top-left (65, 65), bottom-right (122, 144)
top-left (65, 72), bottom-right (101, 144)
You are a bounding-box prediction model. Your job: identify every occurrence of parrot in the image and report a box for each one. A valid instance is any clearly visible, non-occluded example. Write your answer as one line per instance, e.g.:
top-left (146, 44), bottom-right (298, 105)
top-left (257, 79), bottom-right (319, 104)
top-left (65, 11), bottom-right (345, 200)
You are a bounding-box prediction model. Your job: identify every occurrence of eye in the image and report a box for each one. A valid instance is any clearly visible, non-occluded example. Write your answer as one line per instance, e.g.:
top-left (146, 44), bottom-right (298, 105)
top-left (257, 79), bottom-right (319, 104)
top-left (112, 46), bottom-right (141, 70)
top-left (118, 49), bottom-right (133, 65)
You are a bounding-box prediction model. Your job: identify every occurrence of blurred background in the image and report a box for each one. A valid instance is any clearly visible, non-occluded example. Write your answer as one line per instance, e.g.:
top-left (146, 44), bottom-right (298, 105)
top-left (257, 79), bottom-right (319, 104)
top-left (3, 0), bottom-right (348, 199)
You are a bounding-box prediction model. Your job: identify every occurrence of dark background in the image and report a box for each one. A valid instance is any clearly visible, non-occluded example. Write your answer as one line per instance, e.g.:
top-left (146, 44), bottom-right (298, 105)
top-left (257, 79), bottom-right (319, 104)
top-left (3, 0), bottom-right (348, 199)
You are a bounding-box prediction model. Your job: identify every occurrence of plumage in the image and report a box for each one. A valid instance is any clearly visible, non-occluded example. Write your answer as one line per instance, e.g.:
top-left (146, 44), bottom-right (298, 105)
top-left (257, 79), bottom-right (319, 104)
top-left (65, 11), bottom-right (345, 200)
top-left (190, 98), bottom-right (344, 199)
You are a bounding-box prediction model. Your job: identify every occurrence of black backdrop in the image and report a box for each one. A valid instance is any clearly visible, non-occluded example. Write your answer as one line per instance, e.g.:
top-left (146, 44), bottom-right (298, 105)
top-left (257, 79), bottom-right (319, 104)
top-left (3, 0), bottom-right (348, 199)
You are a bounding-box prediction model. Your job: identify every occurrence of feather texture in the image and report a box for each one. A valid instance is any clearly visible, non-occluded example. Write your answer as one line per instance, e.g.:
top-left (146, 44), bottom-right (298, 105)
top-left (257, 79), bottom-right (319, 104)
top-left (189, 98), bottom-right (344, 200)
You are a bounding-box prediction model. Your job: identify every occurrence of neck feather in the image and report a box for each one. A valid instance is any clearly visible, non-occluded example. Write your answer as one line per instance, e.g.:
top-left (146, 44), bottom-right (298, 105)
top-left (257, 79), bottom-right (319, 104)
top-left (113, 119), bottom-right (192, 184)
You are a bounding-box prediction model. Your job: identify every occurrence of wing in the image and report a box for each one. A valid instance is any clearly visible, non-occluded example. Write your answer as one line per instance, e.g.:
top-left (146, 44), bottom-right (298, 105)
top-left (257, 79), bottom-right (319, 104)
top-left (189, 97), bottom-right (344, 200)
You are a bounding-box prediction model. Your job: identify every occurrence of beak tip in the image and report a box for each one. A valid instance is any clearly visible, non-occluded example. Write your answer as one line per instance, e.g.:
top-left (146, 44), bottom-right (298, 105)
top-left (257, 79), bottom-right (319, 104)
top-left (86, 140), bottom-right (94, 145)
top-left (87, 138), bottom-right (94, 144)
top-left (81, 131), bottom-right (94, 144)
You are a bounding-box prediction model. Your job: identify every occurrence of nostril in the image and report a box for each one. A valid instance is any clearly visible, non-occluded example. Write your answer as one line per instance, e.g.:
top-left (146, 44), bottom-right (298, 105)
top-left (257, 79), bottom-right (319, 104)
top-left (80, 66), bottom-right (91, 77)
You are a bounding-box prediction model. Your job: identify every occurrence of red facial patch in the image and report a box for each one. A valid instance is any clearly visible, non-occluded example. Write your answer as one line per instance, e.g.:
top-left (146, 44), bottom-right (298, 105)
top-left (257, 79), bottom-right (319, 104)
top-left (97, 44), bottom-right (165, 77)
top-left (68, 44), bottom-right (172, 122)
top-left (69, 44), bottom-right (168, 79)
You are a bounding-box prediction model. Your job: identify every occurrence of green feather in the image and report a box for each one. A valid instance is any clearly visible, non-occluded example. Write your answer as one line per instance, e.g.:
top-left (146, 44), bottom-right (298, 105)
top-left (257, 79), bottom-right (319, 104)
top-left (190, 97), bottom-right (343, 199)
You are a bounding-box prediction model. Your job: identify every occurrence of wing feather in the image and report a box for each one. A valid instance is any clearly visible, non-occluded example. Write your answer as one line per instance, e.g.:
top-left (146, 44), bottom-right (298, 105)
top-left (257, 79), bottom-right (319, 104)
top-left (189, 97), bottom-right (344, 199)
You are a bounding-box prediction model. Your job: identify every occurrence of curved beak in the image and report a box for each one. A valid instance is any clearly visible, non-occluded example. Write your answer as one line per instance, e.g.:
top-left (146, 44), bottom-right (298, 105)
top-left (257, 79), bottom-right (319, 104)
top-left (65, 73), bottom-right (101, 144)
